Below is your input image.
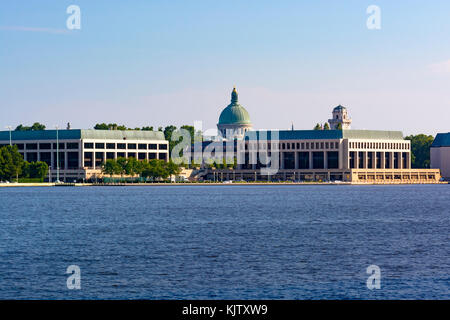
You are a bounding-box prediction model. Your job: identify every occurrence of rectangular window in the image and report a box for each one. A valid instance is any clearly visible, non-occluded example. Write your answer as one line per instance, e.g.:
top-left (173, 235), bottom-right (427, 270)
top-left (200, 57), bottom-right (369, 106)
top-left (40, 152), bottom-right (52, 167)
top-left (159, 144), bottom-right (168, 150)
top-left (159, 153), bottom-right (167, 160)
top-left (298, 152), bottom-right (309, 169)
top-left (95, 143), bottom-right (105, 149)
top-left (83, 152), bottom-right (93, 168)
top-left (349, 151), bottom-right (355, 169)
top-left (138, 143), bottom-right (147, 150)
top-left (128, 143), bottom-right (137, 149)
top-left (67, 143), bottom-right (79, 149)
top-left (312, 152), bottom-right (324, 169)
top-left (138, 153), bottom-right (146, 160)
top-left (149, 144), bottom-right (157, 150)
top-left (67, 152), bottom-right (79, 169)
top-left (26, 152), bottom-right (38, 162)
top-left (117, 143), bottom-right (126, 149)
top-left (84, 143), bottom-right (94, 149)
top-left (327, 151), bottom-right (339, 169)
top-left (106, 143), bottom-right (115, 149)
top-left (53, 143), bottom-right (65, 149)
top-left (148, 153), bottom-right (157, 159)
top-left (39, 143), bottom-right (51, 149)
top-left (26, 143), bottom-right (38, 150)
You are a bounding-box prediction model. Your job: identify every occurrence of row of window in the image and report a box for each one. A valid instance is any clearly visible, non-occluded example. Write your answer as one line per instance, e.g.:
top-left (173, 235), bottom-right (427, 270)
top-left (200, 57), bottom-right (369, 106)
top-left (83, 142), bottom-right (168, 150)
top-left (2, 143), bottom-right (79, 150)
top-left (243, 141), bottom-right (340, 151)
top-left (349, 141), bottom-right (409, 150)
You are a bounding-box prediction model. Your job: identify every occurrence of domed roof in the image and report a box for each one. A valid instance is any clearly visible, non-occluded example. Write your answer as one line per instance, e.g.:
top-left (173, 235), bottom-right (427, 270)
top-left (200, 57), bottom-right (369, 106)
top-left (218, 87), bottom-right (251, 125)
top-left (333, 105), bottom-right (346, 112)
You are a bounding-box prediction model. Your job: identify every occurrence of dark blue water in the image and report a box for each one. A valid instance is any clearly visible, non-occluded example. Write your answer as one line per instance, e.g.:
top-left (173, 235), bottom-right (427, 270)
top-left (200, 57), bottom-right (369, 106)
top-left (0, 185), bottom-right (449, 299)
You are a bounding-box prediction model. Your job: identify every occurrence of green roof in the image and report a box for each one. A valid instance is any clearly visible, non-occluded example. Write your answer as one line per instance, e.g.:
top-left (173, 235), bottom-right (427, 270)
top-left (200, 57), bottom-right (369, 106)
top-left (80, 130), bottom-right (165, 140)
top-left (342, 130), bottom-right (404, 140)
top-left (218, 88), bottom-right (251, 125)
top-left (431, 132), bottom-right (450, 147)
top-left (0, 129), bottom-right (166, 141)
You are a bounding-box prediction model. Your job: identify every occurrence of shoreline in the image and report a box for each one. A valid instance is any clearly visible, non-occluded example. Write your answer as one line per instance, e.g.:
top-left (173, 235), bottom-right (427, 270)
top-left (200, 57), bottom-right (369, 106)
top-left (0, 181), bottom-right (447, 187)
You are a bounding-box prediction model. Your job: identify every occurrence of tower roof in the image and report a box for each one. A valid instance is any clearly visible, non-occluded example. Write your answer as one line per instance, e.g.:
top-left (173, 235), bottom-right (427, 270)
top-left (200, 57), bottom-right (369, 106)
top-left (333, 105), bottom-right (347, 112)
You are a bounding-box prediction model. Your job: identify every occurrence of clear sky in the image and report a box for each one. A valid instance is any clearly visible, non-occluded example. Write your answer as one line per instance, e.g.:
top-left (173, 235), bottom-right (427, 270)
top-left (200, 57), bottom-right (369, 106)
top-left (1, 0), bottom-right (449, 136)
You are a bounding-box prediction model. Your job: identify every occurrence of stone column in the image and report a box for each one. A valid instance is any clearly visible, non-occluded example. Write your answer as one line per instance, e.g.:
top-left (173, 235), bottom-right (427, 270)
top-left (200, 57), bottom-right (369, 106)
top-left (381, 151), bottom-right (385, 169)
top-left (324, 152), bottom-right (328, 169)
top-left (309, 152), bottom-right (313, 169)
top-left (363, 151), bottom-right (368, 169)
top-left (389, 152), bottom-right (394, 169)
top-left (355, 151), bottom-right (359, 169)
top-left (294, 152), bottom-right (299, 169)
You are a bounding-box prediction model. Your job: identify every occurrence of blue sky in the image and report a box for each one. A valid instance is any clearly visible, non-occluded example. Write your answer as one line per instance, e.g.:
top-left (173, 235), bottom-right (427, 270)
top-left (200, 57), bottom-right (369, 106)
top-left (1, 0), bottom-right (449, 136)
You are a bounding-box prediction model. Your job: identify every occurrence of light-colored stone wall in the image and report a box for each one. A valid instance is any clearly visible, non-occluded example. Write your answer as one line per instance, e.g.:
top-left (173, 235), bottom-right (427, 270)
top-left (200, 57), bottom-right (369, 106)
top-left (431, 146), bottom-right (450, 179)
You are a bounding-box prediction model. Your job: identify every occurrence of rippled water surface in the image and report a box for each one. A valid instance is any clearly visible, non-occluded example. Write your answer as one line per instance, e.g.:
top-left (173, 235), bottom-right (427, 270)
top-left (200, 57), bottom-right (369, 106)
top-left (0, 185), bottom-right (449, 299)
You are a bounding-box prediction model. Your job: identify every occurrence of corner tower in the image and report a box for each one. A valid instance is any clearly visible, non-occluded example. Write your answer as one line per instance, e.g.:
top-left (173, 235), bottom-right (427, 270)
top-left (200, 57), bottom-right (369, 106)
top-left (328, 105), bottom-right (352, 129)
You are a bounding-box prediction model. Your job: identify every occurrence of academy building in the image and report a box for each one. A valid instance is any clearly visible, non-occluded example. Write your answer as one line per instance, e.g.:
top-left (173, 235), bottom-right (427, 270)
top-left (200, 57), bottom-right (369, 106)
top-left (0, 129), bottom-right (169, 182)
top-left (195, 88), bottom-right (442, 183)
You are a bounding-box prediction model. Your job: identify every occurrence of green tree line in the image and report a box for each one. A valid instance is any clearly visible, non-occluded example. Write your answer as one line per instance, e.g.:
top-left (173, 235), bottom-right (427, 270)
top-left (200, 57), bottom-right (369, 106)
top-left (102, 157), bottom-right (181, 181)
top-left (0, 146), bottom-right (48, 182)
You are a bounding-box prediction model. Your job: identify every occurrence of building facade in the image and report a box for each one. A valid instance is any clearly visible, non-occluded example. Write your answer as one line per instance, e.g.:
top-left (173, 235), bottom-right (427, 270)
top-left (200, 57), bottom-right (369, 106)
top-left (431, 132), bottom-right (450, 180)
top-left (196, 129), bottom-right (440, 183)
top-left (193, 89), bottom-right (442, 183)
top-left (0, 129), bottom-right (169, 182)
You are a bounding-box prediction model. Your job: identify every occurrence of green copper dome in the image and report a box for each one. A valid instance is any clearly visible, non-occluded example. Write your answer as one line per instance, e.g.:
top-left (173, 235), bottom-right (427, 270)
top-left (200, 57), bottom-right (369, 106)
top-left (218, 87), bottom-right (252, 125)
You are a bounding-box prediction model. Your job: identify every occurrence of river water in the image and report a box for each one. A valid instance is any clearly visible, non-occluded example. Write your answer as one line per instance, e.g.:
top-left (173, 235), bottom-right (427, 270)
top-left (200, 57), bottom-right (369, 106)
top-left (0, 185), bottom-right (448, 299)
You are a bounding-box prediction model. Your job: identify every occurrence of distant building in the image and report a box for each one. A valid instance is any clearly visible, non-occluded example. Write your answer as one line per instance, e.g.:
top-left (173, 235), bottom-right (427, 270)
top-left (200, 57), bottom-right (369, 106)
top-left (328, 105), bottom-right (352, 129)
top-left (431, 132), bottom-right (450, 180)
top-left (0, 129), bottom-right (169, 182)
top-left (191, 88), bottom-right (441, 183)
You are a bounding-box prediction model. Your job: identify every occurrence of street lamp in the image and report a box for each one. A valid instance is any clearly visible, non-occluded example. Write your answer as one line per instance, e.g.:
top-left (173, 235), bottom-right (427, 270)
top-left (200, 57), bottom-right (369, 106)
top-left (5, 126), bottom-right (12, 146)
top-left (55, 125), bottom-right (60, 183)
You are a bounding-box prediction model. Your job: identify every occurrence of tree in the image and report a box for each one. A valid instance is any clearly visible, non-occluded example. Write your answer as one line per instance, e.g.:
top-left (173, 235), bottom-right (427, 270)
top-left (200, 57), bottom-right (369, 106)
top-left (15, 122), bottom-right (46, 131)
top-left (335, 123), bottom-right (343, 130)
top-left (313, 123), bottom-right (322, 130)
top-left (166, 160), bottom-right (181, 177)
top-left (125, 157), bottom-right (139, 177)
top-left (0, 145), bottom-right (25, 181)
top-left (163, 125), bottom-right (177, 154)
top-left (27, 161), bottom-right (49, 179)
top-left (94, 123), bottom-right (109, 130)
top-left (405, 134), bottom-right (434, 168)
top-left (141, 126), bottom-right (154, 131)
top-left (102, 159), bottom-right (121, 177)
top-left (323, 123), bottom-right (330, 130)
top-left (116, 157), bottom-right (128, 177)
